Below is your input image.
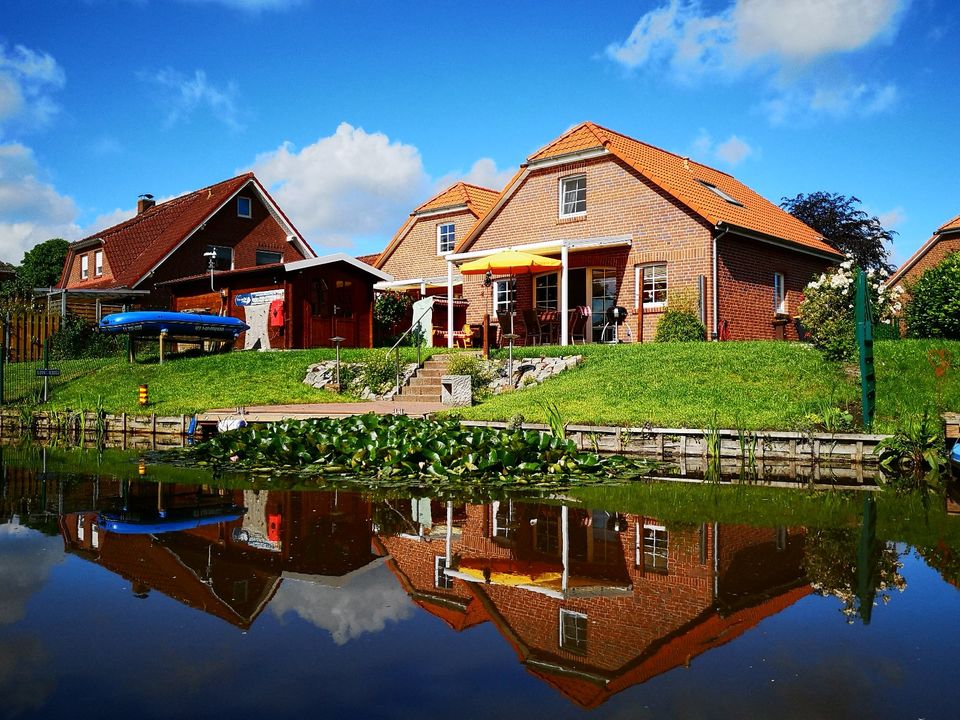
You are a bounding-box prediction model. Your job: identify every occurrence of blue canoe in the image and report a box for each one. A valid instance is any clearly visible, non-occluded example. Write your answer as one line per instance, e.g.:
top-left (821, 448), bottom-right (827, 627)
top-left (98, 506), bottom-right (246, 535)
top-left (99, 311), bottom-right (248, 339)
top-left (951, 441), bottom-right (960, 470)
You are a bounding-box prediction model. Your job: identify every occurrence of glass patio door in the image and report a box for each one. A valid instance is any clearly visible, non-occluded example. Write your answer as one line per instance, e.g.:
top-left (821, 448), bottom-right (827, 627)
top-left (589, 268), bottom-right (617, 342)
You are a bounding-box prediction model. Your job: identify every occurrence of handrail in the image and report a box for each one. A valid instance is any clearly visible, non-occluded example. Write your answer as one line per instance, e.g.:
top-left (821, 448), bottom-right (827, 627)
top-left (390, 304), bottom-right (434, 393)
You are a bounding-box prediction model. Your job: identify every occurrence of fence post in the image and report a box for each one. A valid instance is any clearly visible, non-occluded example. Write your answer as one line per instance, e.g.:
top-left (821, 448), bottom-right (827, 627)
top-left (0, 312), bottom-right (6, 406)
top-left (43, 337), bottom-right (50, 403)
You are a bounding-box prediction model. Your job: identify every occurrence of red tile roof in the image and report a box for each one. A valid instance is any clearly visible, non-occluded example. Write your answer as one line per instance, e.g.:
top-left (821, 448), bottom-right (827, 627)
top-left (355, 253), bottom-right (381, 266)
top-left (937, 213), bottom-right (960, 233)
top-left (888, 209), bottom-right (960, 286)
top-left (507, 121), bottom-right (841, 258)
top-left (60, 173), bottom-right (308, 289)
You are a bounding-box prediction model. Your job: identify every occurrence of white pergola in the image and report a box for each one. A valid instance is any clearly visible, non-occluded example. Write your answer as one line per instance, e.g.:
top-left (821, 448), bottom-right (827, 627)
top-left (442, 235), bottom-right (632, 348)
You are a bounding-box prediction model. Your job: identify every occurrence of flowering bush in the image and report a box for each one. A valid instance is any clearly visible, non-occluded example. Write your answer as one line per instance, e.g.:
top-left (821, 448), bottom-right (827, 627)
top-left (798, 259), bottom-right (903, 362)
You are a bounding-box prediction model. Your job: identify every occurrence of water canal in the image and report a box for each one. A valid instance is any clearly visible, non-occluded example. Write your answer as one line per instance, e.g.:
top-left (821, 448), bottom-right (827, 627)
top-left (1, 443), bottom-right (959, 719)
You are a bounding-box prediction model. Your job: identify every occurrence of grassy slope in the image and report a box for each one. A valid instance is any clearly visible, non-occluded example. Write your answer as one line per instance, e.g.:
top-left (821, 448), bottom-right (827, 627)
top-left (38, 340), bottom-right (959, 431)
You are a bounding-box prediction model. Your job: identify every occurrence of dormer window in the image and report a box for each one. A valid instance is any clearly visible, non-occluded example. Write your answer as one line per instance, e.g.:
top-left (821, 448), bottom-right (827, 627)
top-left (237, 196), bottom-right (252, 218)
top-left (437, 223), bottom-right (455, 255)
top-left (696, 179), bottom-right (743, 207)
top-left (94, 249), bottom-right (103, 277)
top-left (559, 175), bottom-right (586, 218)
top-left (80, 254), bottom-right (89, 280)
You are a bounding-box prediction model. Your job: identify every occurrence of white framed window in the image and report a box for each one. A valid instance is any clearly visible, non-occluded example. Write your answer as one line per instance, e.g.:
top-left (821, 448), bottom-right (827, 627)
top-left (437, 223), bottom-right (456, 255)
top-left (80, 254), bottom-right (89, 280)
top-left (94, 249), bottom-right (104, 277)
top-left (535, 272), bottom-right (558, 310)
top-left (774, 272), bottom-right (786, 314)
top-left (492, 500), bottom-right (514, 541)
top-left (559, 609), bottom-right (588, 654)
top-left (589, 268), bottom-right (617, 341)
top-left (637, 522), bottom-right (668, 572)
top-left (493, 279), bottom-right (515, 315)
top-left (255, 249), bottom-right (283, 266)
top-left (237, 196), bottom-right (252, 218)
top-left (638, 264), bottom-right (667, 306)
top-left (434, 556), bottom-right (453, 589)
top-left (696, 179), bottom-right (744, 207)
top-left (206, 245), bottom-right (234, 271)
top-left (559, 174), bottom-right (586, 218)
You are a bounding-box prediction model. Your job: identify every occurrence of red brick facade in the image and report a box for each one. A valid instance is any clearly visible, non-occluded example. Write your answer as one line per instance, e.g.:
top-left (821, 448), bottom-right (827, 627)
top-left (889, 227), bottom-right (960, 299)
top-left (378, 208), bottom-right (479, 282)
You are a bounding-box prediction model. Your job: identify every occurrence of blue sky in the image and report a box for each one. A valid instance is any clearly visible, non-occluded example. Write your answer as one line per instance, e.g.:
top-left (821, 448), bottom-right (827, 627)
top-left (2, 0), bottom-right (957, 267)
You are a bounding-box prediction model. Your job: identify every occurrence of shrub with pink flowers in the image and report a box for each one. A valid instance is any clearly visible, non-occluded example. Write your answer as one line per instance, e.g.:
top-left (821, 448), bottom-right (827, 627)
top-left (798, 259), bottom-right (903, 362)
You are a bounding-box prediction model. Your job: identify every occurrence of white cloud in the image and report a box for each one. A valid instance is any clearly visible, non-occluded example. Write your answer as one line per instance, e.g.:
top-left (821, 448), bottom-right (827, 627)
top-left (249, 122), bottom-right (429, 249)
top-left (689, 129), bottom-right (753, 166)
top-left (878, 206), bottom-right (906, 229)
top-left (268, 563), bottom-right (414, 645)
top-left (142, 68), bottom-right (242, 130)
top-left (434, 157), bottom-right (516, 195)
top-left (0, 523), bottom-right (67, 625)
top-left (607, 1), bottom-right (907, 124)
top-left (0, 43), bottom-right (65, 133)
top-left (0, 143), bottom-right (82, 263)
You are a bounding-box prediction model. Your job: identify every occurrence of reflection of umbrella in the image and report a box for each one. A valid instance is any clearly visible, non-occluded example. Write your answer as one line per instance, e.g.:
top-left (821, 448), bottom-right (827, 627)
top-left (459, 250), bottom-right (561, 377)
top-left (460, 250), bottom-right (561, 275)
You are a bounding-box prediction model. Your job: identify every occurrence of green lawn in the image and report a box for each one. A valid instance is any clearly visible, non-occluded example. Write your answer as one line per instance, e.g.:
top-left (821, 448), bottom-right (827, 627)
top-left (29, 340), bottom-right (960, 432)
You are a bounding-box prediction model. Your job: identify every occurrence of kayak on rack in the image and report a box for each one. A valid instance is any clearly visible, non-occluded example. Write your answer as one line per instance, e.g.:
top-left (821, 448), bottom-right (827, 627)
top-left (99, 311), bottom-right (248, 340)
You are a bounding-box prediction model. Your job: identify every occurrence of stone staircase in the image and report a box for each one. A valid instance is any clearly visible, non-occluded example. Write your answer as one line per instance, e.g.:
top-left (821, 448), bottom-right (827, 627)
top-left (395, 354), bottom-right (471, 402)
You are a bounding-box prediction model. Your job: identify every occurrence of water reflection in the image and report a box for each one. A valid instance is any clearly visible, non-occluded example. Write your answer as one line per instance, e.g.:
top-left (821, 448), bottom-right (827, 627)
top-left (1, 449), bottom-right (957, 716)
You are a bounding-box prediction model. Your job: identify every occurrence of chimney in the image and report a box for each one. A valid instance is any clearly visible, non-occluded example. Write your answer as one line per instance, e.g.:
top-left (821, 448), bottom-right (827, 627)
top-left (137, 193), bottom-right (155, 214)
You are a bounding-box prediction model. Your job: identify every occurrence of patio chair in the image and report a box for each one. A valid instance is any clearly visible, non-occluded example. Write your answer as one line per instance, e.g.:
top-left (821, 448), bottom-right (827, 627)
top-left (568, 307), bottom-right (588, 344)
top-left (521, 308), bottom-right (550, 345)
top-left (497, 311), bottom-right (522, 346)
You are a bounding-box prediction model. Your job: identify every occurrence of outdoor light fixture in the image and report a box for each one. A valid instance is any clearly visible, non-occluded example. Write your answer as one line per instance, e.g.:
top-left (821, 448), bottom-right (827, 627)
top-left (203, 250), bottom-right (217, 291)
top-left (483, 270), bottom-right (493, 287)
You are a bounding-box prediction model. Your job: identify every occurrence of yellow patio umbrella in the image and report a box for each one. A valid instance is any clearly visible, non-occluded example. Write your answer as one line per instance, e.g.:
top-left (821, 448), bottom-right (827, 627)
top-left (459, 250), bottom-right (561, 276)
top-left (459, 250), bottom-right (561, 376)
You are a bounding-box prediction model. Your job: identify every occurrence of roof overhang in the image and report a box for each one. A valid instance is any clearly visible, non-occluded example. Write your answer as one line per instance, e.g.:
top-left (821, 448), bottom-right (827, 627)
top-left (413, 203), bottom-right (469, 218)
top-left (447, 234), bottom-right (632, 263)
top-left (37, 287), bottom-right (151, 298)
top-left (888, 226), bottom-right (959, 286)
top-left (284, 252), bottom-right (393, 281)
top-left (524, 146), bottom-right (610, 170)
top-left (374, 276), bottom-right (455, 291)
top-left (715, 222), bottom-right (843, 262)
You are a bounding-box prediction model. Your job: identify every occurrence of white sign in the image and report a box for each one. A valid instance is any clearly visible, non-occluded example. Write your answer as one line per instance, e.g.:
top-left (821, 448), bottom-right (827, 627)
top-left (235, 289), bottom-right (285, 307)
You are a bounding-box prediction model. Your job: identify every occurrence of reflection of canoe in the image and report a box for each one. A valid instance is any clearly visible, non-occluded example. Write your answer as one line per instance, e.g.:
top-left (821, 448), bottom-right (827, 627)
top-left (99, 311), bottom-right (248, 339)
top-left (98, 505), bottom-right (246, 535)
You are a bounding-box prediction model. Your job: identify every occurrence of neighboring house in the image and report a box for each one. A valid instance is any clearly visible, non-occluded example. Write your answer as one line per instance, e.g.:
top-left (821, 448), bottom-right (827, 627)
top-left (888, 212), bottom-right (960, 296)
top-left (430, 122), bottom-right (842, 345)
top-left (56, 173), bottom-right (315, 312)
top-left (374, 181), bottom-right (500, 296)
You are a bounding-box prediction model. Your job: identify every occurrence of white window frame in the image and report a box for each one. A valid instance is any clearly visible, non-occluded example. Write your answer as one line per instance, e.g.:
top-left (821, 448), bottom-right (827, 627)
top-left (94, 249), bottom-right (104, 277)
top-left (255, 249), bottom-right (283, 266)
top-left (534, 272), bottom-right (559, 311)
top-left (493, 279), bottom-right (515, 315)
top-left (434, 555), bottom-right (453, 589)
top-left (558, 174), bottom-right (586, 218)
top-left (637, 522), bottom-right (668, 571)
top-left (237, 196), bottom-right (252, 218)
top-left (437, 222), bottom-right (456, 255)
top-left (635, 263), bottom-right (667, 308)
top-left (774, 272), bottom-right (787, 314)
top-left (696, 179), bottom-right (744, 207)
top-left (559, 609), bottom-right (588, 654)
top-left (80, 254), bottom-right (89, 280)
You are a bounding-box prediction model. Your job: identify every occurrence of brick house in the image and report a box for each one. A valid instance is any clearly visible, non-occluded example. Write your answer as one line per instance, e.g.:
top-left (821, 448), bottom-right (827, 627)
top-left (56, 173), bottom-right (315, 313)
top-left (423, 122), bottom-right (841, 345)
top-left (887, 212), bottom-right (960, 297)
top-left (373, 181), bottom-right (500, 296)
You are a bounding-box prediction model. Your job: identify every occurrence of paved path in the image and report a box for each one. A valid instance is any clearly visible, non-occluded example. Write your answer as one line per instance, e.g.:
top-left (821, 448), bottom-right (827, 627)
top-left (198, 400), bottom-right (448, 424)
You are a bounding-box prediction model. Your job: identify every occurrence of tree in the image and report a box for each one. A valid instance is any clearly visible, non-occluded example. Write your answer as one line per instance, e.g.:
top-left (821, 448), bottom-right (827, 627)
top-left (904, 252), bottom-right (960, 339)
top-left (17, 238), bottom-right (70, 289)
top-left (780, 192), bottom-right (894, 272)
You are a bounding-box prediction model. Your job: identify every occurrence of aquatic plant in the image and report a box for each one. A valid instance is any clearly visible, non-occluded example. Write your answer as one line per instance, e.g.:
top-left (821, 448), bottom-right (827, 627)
top-left (876, 411), bottom-right (946, 487)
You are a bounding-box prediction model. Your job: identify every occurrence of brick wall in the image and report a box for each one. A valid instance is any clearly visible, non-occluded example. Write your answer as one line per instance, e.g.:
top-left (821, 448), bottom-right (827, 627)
top-left (894, 231), bottom-right (960, 301)
top-left (64, 244), bottom-right (113, 286)
top-left (380, 209), bottom-right (478, 281)
top-left (459, 156), bottom-right (715, 339)
top-left (717, 234), bottom-right (833, 341)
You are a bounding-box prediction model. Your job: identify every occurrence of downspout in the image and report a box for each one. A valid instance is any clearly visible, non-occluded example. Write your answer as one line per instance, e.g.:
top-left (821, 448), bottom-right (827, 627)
top-left (712, 225), bottom-right (730, 341)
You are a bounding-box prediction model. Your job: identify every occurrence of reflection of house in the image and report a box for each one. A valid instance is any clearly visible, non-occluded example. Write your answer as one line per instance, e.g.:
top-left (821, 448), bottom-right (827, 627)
top-left (383, 123), bottom-right (841, 346)
top-left (380, 500), bottom-right (810, 708)
top-left (58, 486), bottom-right (385, 629)
top-left (54, 173), bottom-right (315, 313)
top-left (888, 212), bottom-right (960, 297)
top-left (163, 253), bottom-right (390, 349)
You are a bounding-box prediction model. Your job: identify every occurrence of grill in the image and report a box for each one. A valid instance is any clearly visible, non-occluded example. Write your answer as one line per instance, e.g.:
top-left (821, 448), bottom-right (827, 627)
top-left (602, 306), bottom-right (629, 343)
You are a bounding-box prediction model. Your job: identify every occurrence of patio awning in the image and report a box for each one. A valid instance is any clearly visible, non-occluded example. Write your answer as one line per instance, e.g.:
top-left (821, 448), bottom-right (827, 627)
top-left (373, 275), bottom-right (460, 292)
top-left (445, 234), bottom-right (631, 262)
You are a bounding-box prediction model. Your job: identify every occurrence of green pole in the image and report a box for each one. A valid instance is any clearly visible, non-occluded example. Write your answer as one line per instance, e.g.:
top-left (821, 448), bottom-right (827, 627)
top-left (43, 337), bottom-right (50, 403)
top-left (855, 269), bottom-right (876, 431)
top-left (0, 312), bottom-right (5, 406)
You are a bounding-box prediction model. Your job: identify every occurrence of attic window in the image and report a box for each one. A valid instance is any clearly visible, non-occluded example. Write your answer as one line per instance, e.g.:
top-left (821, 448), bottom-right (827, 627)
top-left (80, 254), bottom-right (89, 280)
top-left (559, 175), bottom-right (586, 217)
top-left (94, 249), bottom-right (103, 277)
top-left (237, 196), bottom-right (252, 218)
top-left (256, 250), bottom-right (282, 266)
top-left (696, 179), bottom-right (743, 207)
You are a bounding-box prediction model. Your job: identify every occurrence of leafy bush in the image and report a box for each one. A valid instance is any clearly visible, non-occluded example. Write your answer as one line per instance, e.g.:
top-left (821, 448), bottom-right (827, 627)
top-left (904, 252), bottom-right (960, 339)
top-left (374, 291), bottom-right (412, 344)
top-left (48, 314), bottom-right (124, 360)
top-left (654, 310), bottom-right (705, 342)
top-left (447, 354), bottom-right (494, 403)
top-left (798, 260), bottom-right (902, 362)
top-left (357, 350), bottom-right (396, 394)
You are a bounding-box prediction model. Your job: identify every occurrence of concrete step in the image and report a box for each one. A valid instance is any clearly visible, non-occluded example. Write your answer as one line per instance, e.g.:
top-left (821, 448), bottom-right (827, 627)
top-left (398, 389), bottom-right (440, 400)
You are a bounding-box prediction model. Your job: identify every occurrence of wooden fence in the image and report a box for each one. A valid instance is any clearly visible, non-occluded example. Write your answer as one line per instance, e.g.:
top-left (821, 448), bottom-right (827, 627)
top-left (3, 311), bottom-right (61, 363)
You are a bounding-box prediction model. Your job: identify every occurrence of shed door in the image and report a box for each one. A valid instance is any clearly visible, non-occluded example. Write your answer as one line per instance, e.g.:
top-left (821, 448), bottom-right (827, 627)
top-left (308, 277), bottom-right (358, 347)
